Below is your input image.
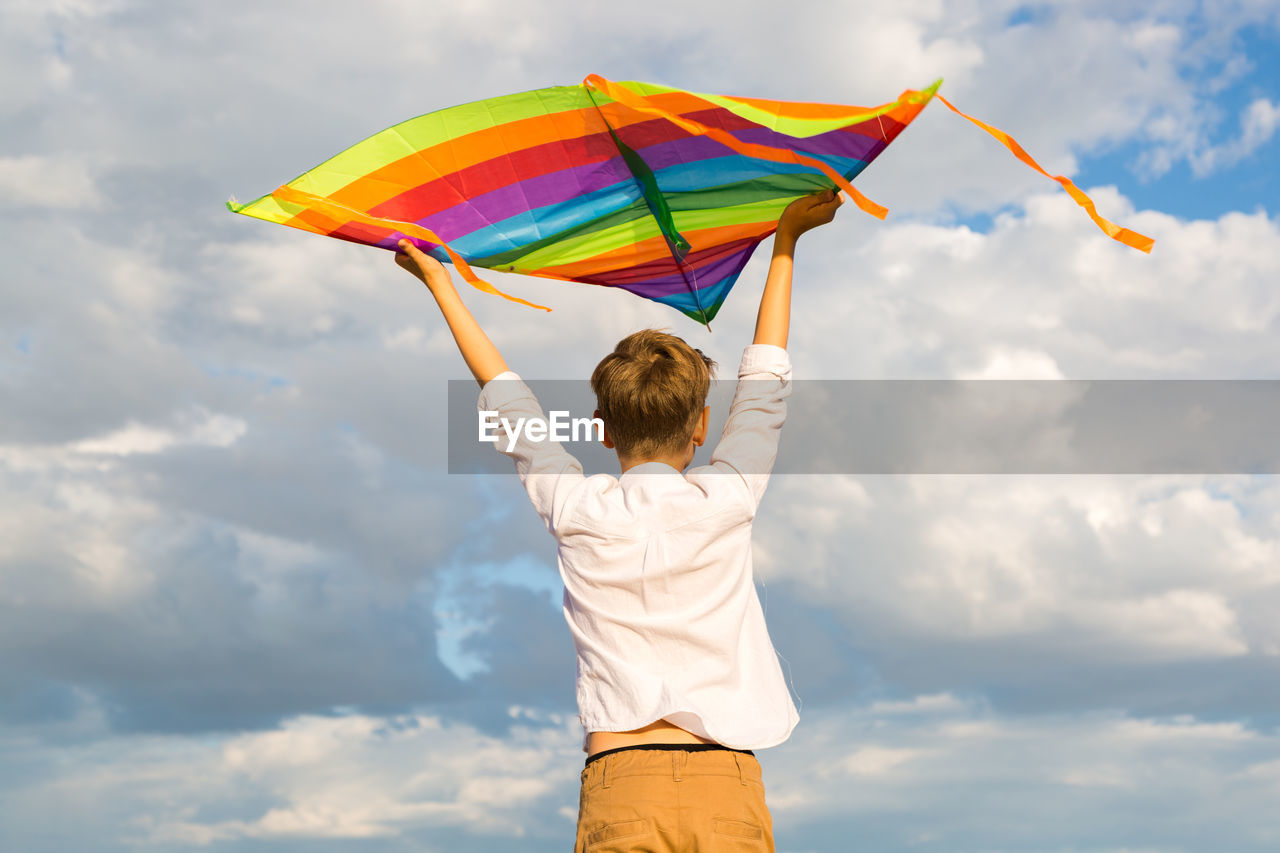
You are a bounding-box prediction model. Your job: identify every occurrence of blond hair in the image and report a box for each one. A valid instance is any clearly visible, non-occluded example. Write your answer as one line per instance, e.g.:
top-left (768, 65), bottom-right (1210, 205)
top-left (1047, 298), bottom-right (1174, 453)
top-left (590, 330), bottom-right (717, 458)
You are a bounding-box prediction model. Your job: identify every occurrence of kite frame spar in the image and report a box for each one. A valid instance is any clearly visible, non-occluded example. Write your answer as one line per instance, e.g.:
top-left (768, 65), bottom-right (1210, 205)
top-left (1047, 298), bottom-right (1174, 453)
top-left (228, 75), bottom-right (1152, 326)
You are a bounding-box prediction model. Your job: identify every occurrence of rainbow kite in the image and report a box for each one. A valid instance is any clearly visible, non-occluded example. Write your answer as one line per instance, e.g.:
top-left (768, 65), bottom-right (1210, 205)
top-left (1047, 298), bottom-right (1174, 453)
top-left (228, 75), bottom-right (1153, 326)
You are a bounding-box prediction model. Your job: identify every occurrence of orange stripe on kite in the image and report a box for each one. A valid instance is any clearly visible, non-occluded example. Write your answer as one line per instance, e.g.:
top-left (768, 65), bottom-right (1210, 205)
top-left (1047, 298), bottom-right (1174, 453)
top-left (329, 107), bottom-right (603, 210)
top-left (585, 75), bottom-right (891, 221)
top-left (328, 90), bottom-right (766, 211)
top-left (935, 94), bottom-right (1154, 253)
top-left (272, 185), bottom-right (551, 311)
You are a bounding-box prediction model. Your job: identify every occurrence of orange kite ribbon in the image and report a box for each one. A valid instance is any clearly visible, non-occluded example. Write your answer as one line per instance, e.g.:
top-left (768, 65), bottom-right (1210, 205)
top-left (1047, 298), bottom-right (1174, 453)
top-left (935, 94), bottom-right (1154, 253)
top-left (272, 185), bottom-right (552, 310)
top-left (588, 75), bottom-right (1153, 254)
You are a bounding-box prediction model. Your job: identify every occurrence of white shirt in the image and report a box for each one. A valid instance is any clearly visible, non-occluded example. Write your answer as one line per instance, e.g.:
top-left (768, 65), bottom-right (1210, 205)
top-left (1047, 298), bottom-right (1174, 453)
top-left (477, 344), bottom-right (799, 751)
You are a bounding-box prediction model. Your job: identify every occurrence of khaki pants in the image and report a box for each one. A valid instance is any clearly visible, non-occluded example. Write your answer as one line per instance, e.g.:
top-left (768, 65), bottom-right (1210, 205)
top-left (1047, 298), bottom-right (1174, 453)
top-left (574, 747), bottom-right (775, 852)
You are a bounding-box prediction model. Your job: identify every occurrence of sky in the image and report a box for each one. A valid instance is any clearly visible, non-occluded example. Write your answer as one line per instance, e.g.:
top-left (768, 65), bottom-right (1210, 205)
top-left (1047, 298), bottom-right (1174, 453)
top-left (2, 1), bottom-right (1280, 851)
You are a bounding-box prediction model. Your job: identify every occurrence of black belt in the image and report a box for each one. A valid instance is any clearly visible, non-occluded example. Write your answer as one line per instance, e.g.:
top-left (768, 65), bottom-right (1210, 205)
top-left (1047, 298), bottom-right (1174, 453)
top-left (585, 742), bottom-right (755, 768)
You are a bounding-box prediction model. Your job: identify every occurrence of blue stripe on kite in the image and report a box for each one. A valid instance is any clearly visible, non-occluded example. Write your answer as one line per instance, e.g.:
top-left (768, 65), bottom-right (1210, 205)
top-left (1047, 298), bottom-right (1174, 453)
top-left (647, 155), bottom-right (871, 191)
top-left (650, 156), bottom-right (818, 190)
top-left (437, 152), bottom-right (872, 261)
top-left (441, 180), bottom-right (645, 257)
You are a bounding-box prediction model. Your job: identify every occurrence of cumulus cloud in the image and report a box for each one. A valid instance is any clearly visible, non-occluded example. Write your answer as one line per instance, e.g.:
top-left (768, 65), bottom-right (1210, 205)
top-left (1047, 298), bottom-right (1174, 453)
top-left (762, 694), bottom-right (1280, 850)
top-left (6, 696), bottom-right (1279, 851)
top-left (790, 187), bottom-right (1280, 379)
top-left (0, 704), bottom-right (583, 850)
top-left (759, 474), bottom-right (1277, 667)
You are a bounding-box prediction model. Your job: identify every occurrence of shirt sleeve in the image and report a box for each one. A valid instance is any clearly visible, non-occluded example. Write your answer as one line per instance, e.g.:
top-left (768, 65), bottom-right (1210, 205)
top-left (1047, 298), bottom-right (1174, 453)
top-left (706, 344), bottom-right (792, 509)
top-left (477, 371), bottom-right (585, 533)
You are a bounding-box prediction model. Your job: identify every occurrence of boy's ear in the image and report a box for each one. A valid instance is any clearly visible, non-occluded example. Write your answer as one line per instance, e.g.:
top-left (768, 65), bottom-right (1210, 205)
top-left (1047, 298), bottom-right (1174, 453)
top-left (692, 406), bottom-right (710, 446)
top-left (594, 409), bottom-right (615, 449)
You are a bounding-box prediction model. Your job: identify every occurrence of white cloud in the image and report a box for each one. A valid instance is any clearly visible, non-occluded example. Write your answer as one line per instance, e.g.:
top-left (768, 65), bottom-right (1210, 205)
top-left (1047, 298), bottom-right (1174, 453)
top-left (868, 692), bottom-right (966, 715)
top-left (768, 696), bottom-right (1280, 819)
top-left (199, 239), bottom-right (383, 340)
top-left (793, 188), bottom-right (1280, 379)
top-left (1190, 97), bottom-right (1280, 176)
top-left (2, 708), bottom-right (582, 847)
top-left (751, 191), bottom-right (1280, 671)
top-left (959, 346), bottom-right (1065, 379)
top-left (71, 410), bottom-right (246, 456)
top-left (759, 474), bottom-right (1279, 664)
top-left (0, 155), bottom-right (101, 210)
top-left (0, 441), bottom-right (164, 603)
top-left (842, 745), bottom-right (928, 776)
top-left (1085, 588), bottom-right (1249, 659)
top-left (7, 695), bottom-right (1280, 850)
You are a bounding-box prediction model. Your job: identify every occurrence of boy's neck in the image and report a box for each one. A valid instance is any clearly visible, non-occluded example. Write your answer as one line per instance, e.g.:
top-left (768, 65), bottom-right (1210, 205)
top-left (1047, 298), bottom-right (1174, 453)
top-left (617, 449), bottom-right (690, 475)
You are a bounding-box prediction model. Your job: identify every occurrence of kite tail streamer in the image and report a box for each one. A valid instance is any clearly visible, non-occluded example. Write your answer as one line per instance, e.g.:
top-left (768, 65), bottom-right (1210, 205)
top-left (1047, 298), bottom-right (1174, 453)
top-left (935, 95), bottom-right (1155, 253)
top-left (584, 75), bottom-right (893, 220)
top-left (267, 186), bottom-right (552, 311)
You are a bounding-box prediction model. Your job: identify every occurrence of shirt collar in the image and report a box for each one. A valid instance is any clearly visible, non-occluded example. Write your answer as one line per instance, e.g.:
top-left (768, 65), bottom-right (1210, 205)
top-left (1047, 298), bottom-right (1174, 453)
top-left (619, 461), bottom-right (684, 477)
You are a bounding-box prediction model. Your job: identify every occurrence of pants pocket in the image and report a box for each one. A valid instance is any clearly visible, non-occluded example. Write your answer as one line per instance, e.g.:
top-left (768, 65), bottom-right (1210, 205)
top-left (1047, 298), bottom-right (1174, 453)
top-left (714, 816), bottom-right (765, 840)
top-left (586, 817), bottom-right (648, 850)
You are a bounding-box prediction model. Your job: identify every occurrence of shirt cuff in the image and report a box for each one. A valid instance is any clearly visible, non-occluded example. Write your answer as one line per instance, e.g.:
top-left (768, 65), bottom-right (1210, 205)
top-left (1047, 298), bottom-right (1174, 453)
top-left (738, 344), bottom-right (791, 380)
top-left (477, 370), bottom-right (534, 411)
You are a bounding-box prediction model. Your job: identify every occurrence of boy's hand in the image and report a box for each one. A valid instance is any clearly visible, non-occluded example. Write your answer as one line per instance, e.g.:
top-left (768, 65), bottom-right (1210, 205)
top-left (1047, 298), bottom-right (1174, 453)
top-left (754, 189), bottom-right (841, 348)
top-left (392, 239), bottom-right (508, 384)
top-left (776, 188), bottom-right (844, 243)
top-left (395, 239), bottom-right (452, 291)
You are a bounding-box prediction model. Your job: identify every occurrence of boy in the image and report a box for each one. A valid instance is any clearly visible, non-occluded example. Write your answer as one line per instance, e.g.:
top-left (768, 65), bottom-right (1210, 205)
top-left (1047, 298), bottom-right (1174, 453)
top-left (397, 189), bottom-right (842, 851)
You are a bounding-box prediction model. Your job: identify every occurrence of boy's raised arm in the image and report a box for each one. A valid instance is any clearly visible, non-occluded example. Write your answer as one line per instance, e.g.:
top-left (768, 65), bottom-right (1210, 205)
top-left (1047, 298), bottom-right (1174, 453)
top-left (753, 189), bottom-right (844, 349)
top-left (395, 239), bottom-right (509, 386)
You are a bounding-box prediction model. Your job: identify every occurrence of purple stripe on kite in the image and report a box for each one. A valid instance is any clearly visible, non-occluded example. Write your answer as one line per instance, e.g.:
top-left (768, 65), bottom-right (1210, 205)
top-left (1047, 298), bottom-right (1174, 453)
top-left (618, 104), bottom-right (902, 163)
top-left (410, 145), bottom-right (748, 243)
top-left (428, 138), bottom-right (732, 237)
top-left (591, 243), bottom-right (760, 299)
top-left (632, 105), bottom-right (907, 148)
top-left (612, 118), bottom-right (885, 178)
top-left (646, 268), bottom-right (744, 317)
top-left (415, 157), bottom-right (636, 243)
top-left (728, 125), bottom-right (888, 162)
top-left (625, 135), bottom-right (739, 171)
top-left (637, 133), bottom-right (881, 178)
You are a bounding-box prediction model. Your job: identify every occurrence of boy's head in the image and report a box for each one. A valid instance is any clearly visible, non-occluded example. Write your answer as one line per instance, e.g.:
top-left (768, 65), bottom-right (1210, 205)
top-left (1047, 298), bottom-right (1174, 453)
top-left (591, 330), bottom-right (716, 461)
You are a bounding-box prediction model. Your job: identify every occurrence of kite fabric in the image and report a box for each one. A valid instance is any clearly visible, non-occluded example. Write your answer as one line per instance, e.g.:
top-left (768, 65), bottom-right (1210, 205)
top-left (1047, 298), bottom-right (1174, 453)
top-left (228, 75), bottom-right (1153, 326)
